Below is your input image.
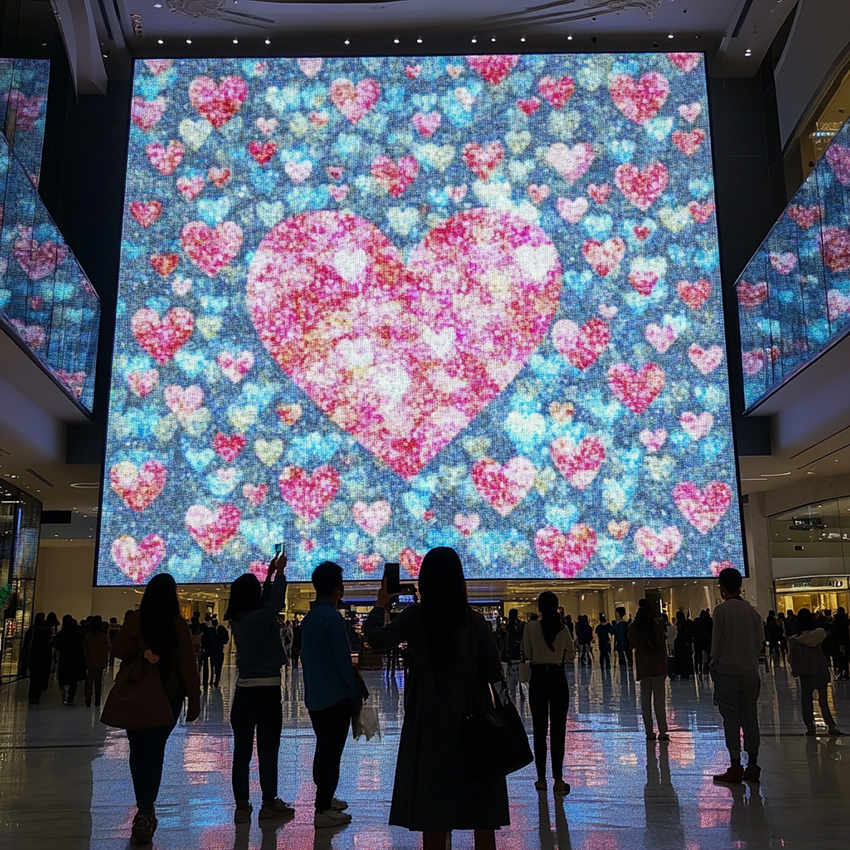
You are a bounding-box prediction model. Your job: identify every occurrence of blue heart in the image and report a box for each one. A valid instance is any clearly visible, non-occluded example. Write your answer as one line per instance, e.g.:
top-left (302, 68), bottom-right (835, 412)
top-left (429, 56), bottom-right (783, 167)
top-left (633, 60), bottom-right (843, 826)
top-left (184, 446), bottom-right (216, 473)
top-left (197, 198), bottom-right (231, 226)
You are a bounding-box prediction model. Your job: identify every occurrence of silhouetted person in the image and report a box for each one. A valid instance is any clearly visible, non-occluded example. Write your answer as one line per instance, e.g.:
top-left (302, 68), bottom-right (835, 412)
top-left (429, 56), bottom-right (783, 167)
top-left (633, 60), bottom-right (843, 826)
top-left (23, 612), bottom-right (51, 705)
top-left (83, 614), bottom-right (111, 707)
top-left (629, 600), bottom-right (669, 741)
top-left (53, 615), bottom-right (85, 705)
top-left (595, 614), bottom-right (612, 670)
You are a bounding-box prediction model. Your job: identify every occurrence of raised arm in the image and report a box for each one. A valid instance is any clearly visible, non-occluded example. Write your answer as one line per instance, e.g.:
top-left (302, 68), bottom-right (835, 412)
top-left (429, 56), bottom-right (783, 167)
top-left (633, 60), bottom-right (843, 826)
top-left (364, 604), bottom-right (415, 652)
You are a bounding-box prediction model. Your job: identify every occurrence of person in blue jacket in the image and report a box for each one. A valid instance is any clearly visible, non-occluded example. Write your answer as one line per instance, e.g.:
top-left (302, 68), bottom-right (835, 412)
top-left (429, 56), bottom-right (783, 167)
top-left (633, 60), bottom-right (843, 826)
top-left (224, 553), bottom-right (294, 825)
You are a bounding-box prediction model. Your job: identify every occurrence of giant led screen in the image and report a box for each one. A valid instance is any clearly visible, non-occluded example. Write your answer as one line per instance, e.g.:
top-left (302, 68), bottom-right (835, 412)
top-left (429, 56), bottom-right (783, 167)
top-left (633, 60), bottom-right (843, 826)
top-left (98, 53), bottom-right (743, 584)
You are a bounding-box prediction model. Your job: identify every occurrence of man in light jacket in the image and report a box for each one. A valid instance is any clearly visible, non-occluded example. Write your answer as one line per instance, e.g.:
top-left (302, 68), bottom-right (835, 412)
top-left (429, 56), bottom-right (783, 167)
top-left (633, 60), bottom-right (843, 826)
top-left (709, 567), bottom-right (765, 784)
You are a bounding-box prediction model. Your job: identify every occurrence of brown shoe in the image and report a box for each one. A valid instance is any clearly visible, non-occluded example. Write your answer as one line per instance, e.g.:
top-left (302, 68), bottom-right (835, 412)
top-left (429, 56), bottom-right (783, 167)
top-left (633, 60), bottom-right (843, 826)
top-left (712, 765), bottom-right (744, 784)
top-left (743, 764), bottom-right (761, 782)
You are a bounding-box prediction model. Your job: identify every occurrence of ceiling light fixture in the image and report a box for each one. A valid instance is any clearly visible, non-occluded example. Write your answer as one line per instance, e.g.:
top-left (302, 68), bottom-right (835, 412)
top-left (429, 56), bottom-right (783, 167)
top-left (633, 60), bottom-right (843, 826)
top-left (265, 39), bottom-right (270, 45)
top-left (667, 33), bottom-right (674, 39)
top-left (520, 36), bottom-right (526, 42)
top-left (416, 37), bottom-right (422, 44)
top-left (471, 36), bottom-right (477, 43)
top-left (344, 39), bottom-right (350, 45)
top-left (233, 38), bottom-right (239, 44)
top-left (157, 39), bottom-right (163, 44)
top-left (394, 38), bottom-right (399, 44)
top-left (491, 37), bottom-right (497, 42)
top-left (186, 39), bottom-right (192, 44)
top-left (567, 34), bottom-right (573, 40)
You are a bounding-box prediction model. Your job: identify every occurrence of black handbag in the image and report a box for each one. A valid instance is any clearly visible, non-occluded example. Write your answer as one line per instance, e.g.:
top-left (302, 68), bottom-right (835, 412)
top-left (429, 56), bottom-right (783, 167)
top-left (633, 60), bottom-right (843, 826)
top-left (461, 616), bottom-right (533, 778)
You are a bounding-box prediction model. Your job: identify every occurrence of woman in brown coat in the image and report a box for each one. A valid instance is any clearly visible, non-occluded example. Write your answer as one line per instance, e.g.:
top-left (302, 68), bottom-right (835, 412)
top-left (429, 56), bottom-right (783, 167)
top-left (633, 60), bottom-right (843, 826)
top-left (112, 574), bottom-right (200, 845)
top-left (628, 600), bottom-right (670, 741)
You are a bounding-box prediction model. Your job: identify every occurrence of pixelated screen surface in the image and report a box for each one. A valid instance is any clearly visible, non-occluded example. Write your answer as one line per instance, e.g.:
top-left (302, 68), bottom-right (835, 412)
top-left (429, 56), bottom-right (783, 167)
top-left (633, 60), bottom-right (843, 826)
top-left (98, 53), bottom-right (743, 585)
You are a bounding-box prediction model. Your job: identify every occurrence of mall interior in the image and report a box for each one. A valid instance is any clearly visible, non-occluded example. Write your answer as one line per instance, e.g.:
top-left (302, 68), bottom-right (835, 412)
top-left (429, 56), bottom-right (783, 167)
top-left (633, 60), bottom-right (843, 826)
top-left (3, 0), bottom-right (850, 847)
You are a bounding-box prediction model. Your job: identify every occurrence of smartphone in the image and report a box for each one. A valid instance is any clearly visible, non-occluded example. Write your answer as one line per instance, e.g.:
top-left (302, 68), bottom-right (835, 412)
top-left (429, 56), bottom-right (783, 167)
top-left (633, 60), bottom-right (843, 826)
top-left (383, 562), bottom-right (401, 595)
top-left (274, 542), bottom-right (286, 556)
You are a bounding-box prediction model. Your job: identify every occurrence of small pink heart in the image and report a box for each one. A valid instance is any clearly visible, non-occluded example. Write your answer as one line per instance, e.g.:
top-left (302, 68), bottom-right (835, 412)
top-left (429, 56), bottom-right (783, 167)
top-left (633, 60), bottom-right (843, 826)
top-left (465, 55), bottom-right (520, 86)
top-left (400, 547), bottom-right (425, 577)
top-left (639, 428), bottom-right (667, 453)
top-left (471, 457), bottom-right (537, 517)
top-left (242, 483), bottom-right (269, 506)
top-left (217, 351), bottom-right (254, 382)
top-left (371, 155), bottom-right (418, 196)
top-left (582, 238), bottom-right (626, 277)
top-left (185, 504), bottom-right (241, 553)
top-left (164, 384), bottom-right (204, 419)
top-left (680, 411), bottom-right (714, 440)
top-left (132, 307), bottom-right (194, 364)
top-left (412, 111), bottom-right (441, 138)
top-left (454, 513), bottom-right (481, 536)
top-left (110, 460), bottom-right (166, 512)
top-left (329, 77), bottom-right (380, 124)
top-left (615, 162), bottom-right (669, 211)
top-left (645, 323), bottom-right (675, 353)
top-left (678, 102), bottom-right (701, 123)
top-left (128, 369), bottom-right (159, 398)
top-left (181, 221), bottom-right (243, 277)
top-left (634, 526), bottom-right (682, 569)
top-left (298, 58), bottom-right (323, 79)
top-left (552, 318), bottom-right (610, 370)
top-left (688, 344), bottom-right (723, 375)
top-left (556, 197), bottom-right (588, 224)
top-left (608, 363), bottom-right (665, 414)
top-left (328, 184), bottom-right (349, 203)
top-left (550, 436), bottom-right (605, 490)
top-left (188, 76), bottom-right (247, 128)
top-left (535, 525), bottom-right (597, 577)
top-left (279, 465), bottom-right (340, 522)
top-left (673, 481), bottom-right (732, 534)
top-left (352, 500), bottom-right (391, 536)
top-left (769, 251), bottom-right (797, 275)
top-left (176, 176), bottom-right (204, 200)
top-left (111, 534), bottom-right (165, 582)
top-left (356, 553), bottom-right (382, 573)
top-left (284, 160), bottom-right (313, 183)
top-left (609, 72), bottom-right (669, 125)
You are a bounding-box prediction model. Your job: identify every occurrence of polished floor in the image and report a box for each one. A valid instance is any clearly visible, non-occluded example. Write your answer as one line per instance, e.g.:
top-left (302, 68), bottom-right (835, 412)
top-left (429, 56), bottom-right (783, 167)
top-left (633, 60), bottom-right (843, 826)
top-left (0, 656), bottom-right (845, 849)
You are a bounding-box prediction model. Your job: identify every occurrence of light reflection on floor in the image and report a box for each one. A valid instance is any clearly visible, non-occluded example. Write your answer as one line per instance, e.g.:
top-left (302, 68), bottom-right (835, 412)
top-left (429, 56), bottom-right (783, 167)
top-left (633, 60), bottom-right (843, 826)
top-left (0, 659), bottom-right (846, 849)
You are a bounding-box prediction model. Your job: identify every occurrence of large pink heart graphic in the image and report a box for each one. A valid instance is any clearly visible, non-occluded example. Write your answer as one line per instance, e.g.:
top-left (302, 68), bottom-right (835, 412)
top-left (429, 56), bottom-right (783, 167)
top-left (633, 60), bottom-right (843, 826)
top-left (609, 72), bottom-right (670, 125)
top-left (185, 504), bottom-right (241, 553)
top-left (673, 481), bottom-right (732, 534)
top-left (188, 76), bottom-right (248, 128)
top-left (535, 524), bottom-right (597, 577)
top-left (111, 534), bottom-right (166, 582)
top-left (181, 221), bottom-right (243, 277)
top-left (826, 145), bottom-right (850, 186)
top-left (247, 209), bottom-right (562, 478)
top-left (552, 318), bottom-right (610, 370)
top-left (550, 436), bottom-right (605, 490)
top-left (608, 363), bottom-right (665, 414)
top-left (329, 78), bottom-right (380, 124)
top-left (465, 55), bottom-right (520, 86)
top-left (12, 229), bottom-right (68, 279)
top-left (634, 526), bottom-right (682, 569)
top-left (110, 460), bottom-right (166, 512)
top-left (820, 227), bottom-right (850, 273)
top-left (471, 456), bottom-right (537, 516)
top-left (132, 307), bottom-right (194, 364)
top-left (279, 465), bottom-right (341, 522)
top-left (615, 162), bottom-right (669, 211)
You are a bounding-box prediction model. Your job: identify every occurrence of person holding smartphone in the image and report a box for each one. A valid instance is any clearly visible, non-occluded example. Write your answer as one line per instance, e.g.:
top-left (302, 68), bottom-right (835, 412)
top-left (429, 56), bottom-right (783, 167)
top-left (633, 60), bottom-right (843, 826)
top-left (224, 551), bottom-right (295, 825)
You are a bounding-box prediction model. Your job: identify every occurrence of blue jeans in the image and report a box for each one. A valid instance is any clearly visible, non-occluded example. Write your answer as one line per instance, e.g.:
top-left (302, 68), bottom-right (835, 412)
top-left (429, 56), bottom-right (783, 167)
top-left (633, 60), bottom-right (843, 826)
top-left (126, 699), bottom-right (182, 811)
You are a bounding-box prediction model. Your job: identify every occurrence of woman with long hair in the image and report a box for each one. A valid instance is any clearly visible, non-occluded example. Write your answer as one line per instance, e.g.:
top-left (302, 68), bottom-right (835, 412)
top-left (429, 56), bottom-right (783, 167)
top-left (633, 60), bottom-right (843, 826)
top-left (224, 553), bottom-right (294, 825)
top-left (628, 600), bottom-right (669, 741)
top-left (53, 614), bottom-right (86, 705)
top-left (364, 547), bottom-right (508, 850)
top-left (112, 574), bottom-right (200, 845)
top-left (521, 591), bottom-right (575, 796)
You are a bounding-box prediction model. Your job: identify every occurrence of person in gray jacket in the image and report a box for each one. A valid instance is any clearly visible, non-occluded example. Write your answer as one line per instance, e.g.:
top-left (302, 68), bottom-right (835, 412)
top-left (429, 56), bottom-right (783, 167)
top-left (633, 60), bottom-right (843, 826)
top-left (709, 567), bottom-right (764, 784)
top-left (788, 608), bottom-right (843, 736)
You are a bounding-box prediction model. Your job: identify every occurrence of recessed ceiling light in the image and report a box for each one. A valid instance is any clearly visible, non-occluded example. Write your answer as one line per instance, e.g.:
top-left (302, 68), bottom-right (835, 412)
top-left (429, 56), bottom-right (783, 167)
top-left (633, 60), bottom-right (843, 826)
top-left (394, 38), bottom-right (400, 44)
top-left (153, 2), bottom-right (161, 6)
top-left (471, 37), bottom-right (477, 43)
top-left (233, 38), bottom-right (238, 44)
top-left (265, 39), bottom-right (270, 45)
top-left (157, 39), bottom-right (163, 44)
top-left (491, 37), bottom-right (497, 42)
top-left (567, 34), bottom-right (573, 40)
top-left (416, 37), bottom-right (422, 44)
top-left (667, 33), bottom-right (674, 39)
top-left (520, 36), bottom-right (526, 42)
top-left (344, 39), bottom-right (350, 45)
top-left (186, 39), bottom-right (192, 44)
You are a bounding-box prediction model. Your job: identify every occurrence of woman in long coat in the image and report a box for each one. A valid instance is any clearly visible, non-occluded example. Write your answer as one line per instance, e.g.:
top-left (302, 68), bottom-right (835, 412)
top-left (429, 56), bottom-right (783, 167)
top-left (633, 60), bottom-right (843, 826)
top-left (364, 547), bottom-right (509, 850)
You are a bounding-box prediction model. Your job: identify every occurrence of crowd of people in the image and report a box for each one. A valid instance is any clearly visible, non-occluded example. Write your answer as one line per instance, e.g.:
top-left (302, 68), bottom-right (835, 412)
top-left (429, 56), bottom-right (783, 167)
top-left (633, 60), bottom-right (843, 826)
top-left (19, 551), bottom-right (849, 848)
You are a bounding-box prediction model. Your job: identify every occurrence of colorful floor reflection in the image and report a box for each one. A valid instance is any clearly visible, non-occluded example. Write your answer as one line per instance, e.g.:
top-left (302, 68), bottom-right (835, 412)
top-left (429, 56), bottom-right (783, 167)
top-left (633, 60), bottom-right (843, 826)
top-left (0, 660), bottom-right (843, 849)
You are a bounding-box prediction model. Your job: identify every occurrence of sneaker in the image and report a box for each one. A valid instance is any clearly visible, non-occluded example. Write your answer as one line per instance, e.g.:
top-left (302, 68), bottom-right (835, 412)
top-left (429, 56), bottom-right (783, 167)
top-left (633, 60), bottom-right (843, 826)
top-left (553, 779), bottom-right (570, 796)
top-left (130, 812), bottom-right (157, 845)
top-left (712, 766), bottom-right (744, 784)
top-left (258, 798), bottom-right (295, 821)
top-left (234, 803), bottom-right (253, 824)
top-left (314, 808), bottom-right (352, 828)
top-left (743, 764), bottom-right (761, 783)
top-left (534, 778), bottom-right (547, 791)
top-left (331, 798), bottom-right (349, 811)
top-left (829, 727), bottom-right (844, 736)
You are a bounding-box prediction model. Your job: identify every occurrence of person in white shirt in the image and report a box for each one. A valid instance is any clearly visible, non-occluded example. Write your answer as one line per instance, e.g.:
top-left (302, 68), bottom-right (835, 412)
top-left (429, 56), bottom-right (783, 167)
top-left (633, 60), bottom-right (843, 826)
top-left (521, 592), bottom-right (575, 797)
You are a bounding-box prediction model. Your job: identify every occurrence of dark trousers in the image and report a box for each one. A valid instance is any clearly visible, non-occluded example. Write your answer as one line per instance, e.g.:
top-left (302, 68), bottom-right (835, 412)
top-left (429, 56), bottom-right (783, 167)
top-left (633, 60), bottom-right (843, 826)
top-left (599, 648), bottom-right (611, 669)
top-left (27, 663), bottom-right (50, 702)
top-left (200, 653), bottom-right (210, 688)
top-left (308, 698), bottom-right (351, 811)
top-left (210, 654), bottom-right (224, 687)
top-left (85, 666), bottom-right (105, 705)
top-left (529, 665), bottom-right (569, 781)
top-left (64, 680), bottom-right (79, 703)
top-left (712, 672), bottom-right (760, 758)
top-left (231, 685), bottom-right (282, 805)
top-left (126, 700), bottom-right (181, 812)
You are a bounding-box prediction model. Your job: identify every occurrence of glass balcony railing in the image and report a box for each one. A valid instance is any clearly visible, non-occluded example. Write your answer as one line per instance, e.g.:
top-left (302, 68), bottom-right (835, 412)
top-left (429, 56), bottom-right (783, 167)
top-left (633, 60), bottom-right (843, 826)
top-left (0, 132), bottom-right (100, 411)
top-left (737, 116), bottom-right (850, 410)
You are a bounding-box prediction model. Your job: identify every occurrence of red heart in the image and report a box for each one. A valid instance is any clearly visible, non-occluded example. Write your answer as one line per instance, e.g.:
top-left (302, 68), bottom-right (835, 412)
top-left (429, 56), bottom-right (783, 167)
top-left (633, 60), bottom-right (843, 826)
top-left (243, 483), bottom-right (269, 506)
top-left (145, 59), bottom-right (173, 75)
top-left (188, 76), bottom-right (248, 128)
top-left (737, 280), bottom-right (768, 309)
top-left (131, 96), bottom-right (166, 131)
top-left (176, 176), bottom-right (204, 201)
top-left (634, 526), bottom-right (681, 568)
top-left (550, 436), bottom-right (606, 490)
top-left (279, 465), bottom-right (340, 522)
top-left (537, 75), bottom-right (575, 108)
top-left (12, 229), bottom-right (68, 279)
top-left (132, 307), bottom-right (194, 364)
top-left (357, 553), bottom-right (382, 573)
top-left (128, 369), bottom-right (159, 398)
top-left (666, 53), bottom-right (701, 73)
top-left (687, 200), bottom-right (715, 224)
top-left (329, 78), bottom-right (380, 124)
top-left (185, 504), bottom-right (242, 553)
top-left (248, 140), bottom-right (277, 165)
top-left (208, 166), bottom-right (231, 187)
top-left (688, 344), bottom-right (723, 375)
top-left (786, 204), bottom-right (820, 230)
top-left (400, 547), bottom-right (425, 577)
top-left (247, 209), bottom-right (561, 479)
top-left (742, 350), bottom-right (766, 376)
top-left (150, 253), bottom-right (178, 276)
top-left (462, 142), bottom-right (504, 181)
top-left (111, 534), bottom-right (165, 582)
top-left (582, 238), bottom-right (626, 277)
top-left (608, 363), bottom-right (665, 414)
top-left (609, 72), bottom-right (669, 125)
top-left (672, 129), bottom-right (705, 156)
top-left (615, 162), bottom-right (669, 211)
top-left (516, 97), bottom-right (541, 116)
top-left (130, 201), bottom-right (163, 228)
top-left (628, 269), bottom-right (659, 296)
top-left (471, 456), bottom-right (537, 516)
top-left (633, 225), bottom-right (651, 241)
top-left (677, 278), bottom-right (711, 309)
top-left (412, 112), bottom-right (441, 138)
top-left (371, 155), bottom-right (419, 196)
top-left (466, 55), bottom-right (520, 86)
top-left (146, 140), bottom-right (184, 175)
top-left (673, 481), bottom-right (732, 534)
top-left (552, 318), bottom-right (610, 370)
top-left (534, 525), bottom-right (597, 577)
top-left (181, 221), bottom-right (243, 277)
top-left (404, 65), bottom-right (421, 80)
top-left (110, 460), bottom-right (166, 512)
top-left (587, 184), bottom-right (612, 204)
top-left (820, 227), bottom-right (850, 273)
top-left (213, 433), bottom-right (246, 463)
